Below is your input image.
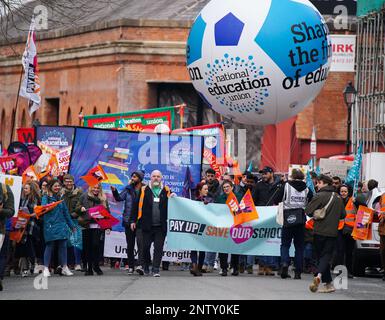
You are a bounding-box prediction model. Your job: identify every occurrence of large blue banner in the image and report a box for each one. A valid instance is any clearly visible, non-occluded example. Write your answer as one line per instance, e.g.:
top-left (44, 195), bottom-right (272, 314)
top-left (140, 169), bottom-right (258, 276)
top-left (167, 197), bottom-right (294, 256)
top-left (69, 128), bottom-right (202, 232)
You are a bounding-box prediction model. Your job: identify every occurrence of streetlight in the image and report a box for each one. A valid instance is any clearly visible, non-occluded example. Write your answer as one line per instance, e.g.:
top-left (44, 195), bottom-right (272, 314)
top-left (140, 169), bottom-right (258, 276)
top-left (343, 81), bottom-right (357, 155)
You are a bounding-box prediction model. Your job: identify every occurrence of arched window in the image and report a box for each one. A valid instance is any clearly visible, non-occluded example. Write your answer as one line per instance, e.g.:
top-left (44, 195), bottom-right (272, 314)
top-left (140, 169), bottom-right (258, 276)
top-left (66, 107), bottom-right (72, 125)
top-left (107, 106), bottom-right (111, 114)
top-left (21, 109), bottom-right (26, 128)
top-left (93, 107), bottom-right (97, 115)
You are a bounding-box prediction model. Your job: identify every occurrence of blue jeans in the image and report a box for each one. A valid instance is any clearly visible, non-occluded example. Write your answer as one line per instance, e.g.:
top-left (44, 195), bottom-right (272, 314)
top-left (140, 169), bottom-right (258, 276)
top-left (74, 247), bottom-right (82, 265)
top-left (280, 225), bottom-right (304, 273)
top-left (203, 252), bottom-right (216, 267)
top-left (44, 240), bottom-right (67, 267)
top-left (190, 251), bottom-right (205, 265)
top-left (240, 255), bottom-right (255, 267)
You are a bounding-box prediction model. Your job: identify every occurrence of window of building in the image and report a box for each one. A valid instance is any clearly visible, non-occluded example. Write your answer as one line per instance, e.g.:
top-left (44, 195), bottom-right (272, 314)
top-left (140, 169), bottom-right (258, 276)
top-left (66, 107), bottom-right (72, 125)
top-left (45, 98), bottom-right (60, 125)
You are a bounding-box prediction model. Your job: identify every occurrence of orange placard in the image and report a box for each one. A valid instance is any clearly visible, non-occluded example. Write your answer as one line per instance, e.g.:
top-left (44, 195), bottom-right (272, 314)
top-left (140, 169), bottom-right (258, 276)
top-left (9, 210), bottom-right (31, 243)
top-left (226, 190), bottom-right (259, 226)
top-left (34, 200), bottom-right (63, 219)
top-left (352, 205), bottom-right (374, 241)
top-left (22, 165), bottom-right (39, 184)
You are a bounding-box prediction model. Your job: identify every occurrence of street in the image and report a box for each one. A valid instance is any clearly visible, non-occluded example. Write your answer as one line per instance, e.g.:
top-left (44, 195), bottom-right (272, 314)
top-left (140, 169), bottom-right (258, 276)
top-left (1, 266), bottom-right (384, 300)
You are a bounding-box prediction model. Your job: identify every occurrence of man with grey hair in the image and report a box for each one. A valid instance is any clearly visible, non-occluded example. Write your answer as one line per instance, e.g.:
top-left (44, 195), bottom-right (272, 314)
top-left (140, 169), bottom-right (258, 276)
top-left (130, 170), bottom-right (175, 277)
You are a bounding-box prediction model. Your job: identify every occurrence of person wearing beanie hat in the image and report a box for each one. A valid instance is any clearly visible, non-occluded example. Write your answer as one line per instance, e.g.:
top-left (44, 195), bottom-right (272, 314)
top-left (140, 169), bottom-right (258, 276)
top-left (110, 171), bottom-right (146, 275)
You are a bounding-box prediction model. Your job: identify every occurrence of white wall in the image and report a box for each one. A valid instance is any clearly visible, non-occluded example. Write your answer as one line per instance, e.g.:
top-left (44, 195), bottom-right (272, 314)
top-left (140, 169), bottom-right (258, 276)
top-left (362, 153), bottom-right (385, 188)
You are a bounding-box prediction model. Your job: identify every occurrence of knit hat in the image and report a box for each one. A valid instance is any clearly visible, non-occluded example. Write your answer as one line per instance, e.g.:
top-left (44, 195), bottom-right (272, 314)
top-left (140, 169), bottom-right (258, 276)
top-left (131, 170), bottom-right (145, 181)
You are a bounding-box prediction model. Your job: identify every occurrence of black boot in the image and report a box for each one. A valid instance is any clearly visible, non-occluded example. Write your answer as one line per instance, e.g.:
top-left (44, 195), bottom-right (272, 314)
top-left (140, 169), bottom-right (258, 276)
top-left (93, 264), bottom-right (103, 275)
top-left (85, 264), bottom-right (94, 276)
top-left (0, 279), bottom-right (3, 291)
top-left (281, 265), bottom-right (290, 279)
top-left (294, 272), bottom-right (301, 279)
top-left (191, 263), bottom-right (202, 276)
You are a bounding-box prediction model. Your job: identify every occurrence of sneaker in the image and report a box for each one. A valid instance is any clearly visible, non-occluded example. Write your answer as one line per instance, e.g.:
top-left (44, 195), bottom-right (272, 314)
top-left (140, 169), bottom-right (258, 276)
top-left (220, 269), bottom-right (228, 276)
top-left (309, 276), bottom-right (321, 293)
top-left (22, 270), bottom-right (29, 278)
top-left (43, 267), bottom-right (51, 278)
top-left (318, 283), bottom-right (336, 293)
top-left (201, 265), bottom-right (208, 273)
top-left (153, 273), bottom-right (160, 277)
top-left (294, 273), bottom-right (301, 280)
top-left (136, 266), bottom-right (144, 275)
top-left (54, 266), bottom-right (62, 275)
top-left (62, 266), bottom-right (74, 276)
top-left (206, 266), bottom-right (214, 273)
top-left (74, 264), bottom-right (82, 271)
top-left (127, 268), bottom-right (134, 275)
top-left (213, 261), bottom-right (219, 270)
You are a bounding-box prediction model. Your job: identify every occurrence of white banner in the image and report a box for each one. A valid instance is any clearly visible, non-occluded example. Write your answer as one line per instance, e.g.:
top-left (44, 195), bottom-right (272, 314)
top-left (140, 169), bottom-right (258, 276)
top-left (104, 231), bottom-right (191, 262)
top-left (0, 174), bottom-right (22, 215)
top-left (330, 35), bottom-right (356, 72)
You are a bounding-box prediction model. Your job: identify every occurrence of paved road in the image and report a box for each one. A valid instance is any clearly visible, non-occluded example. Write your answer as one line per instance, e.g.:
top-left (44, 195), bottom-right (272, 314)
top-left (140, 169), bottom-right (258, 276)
top-left (1, 266), bottom-right (385, 300)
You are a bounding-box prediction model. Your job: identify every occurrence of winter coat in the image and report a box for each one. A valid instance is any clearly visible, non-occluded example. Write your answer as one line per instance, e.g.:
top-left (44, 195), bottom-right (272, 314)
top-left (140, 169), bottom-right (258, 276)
top-left (112, 184), bottom-right (139, 228)
top-left (75, 192), bottom-right (110, 228)
top-left (252, 178), bottom-right (283, 206)
top-left (305, 185), bottom-right (346, 238)
top-left (207, 179), bottom-right (220, 199)
top-left (20, 197), bottom-right (41, 240)
top-left (62, 187), bottom-right (83, 219)
top-left (130, 185), bottom-right (170, 233)
top-left (0, 183), bottom-right (15, 234)
top-left (41, 194), bottom-right (75, 243)
top-left (215, 191), bottom-right (243, 204)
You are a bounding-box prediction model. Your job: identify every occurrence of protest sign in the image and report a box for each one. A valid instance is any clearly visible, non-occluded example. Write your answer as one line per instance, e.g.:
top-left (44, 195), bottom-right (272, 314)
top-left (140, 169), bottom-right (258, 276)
top-left (17, 128), bottom-right (35, 145)
top-left (319, 158), bottom-right (353, 179)
top-left (69, 127), bottom-right (202, 232)
top-left (9, 209), bottom-right (30, 243)
top-left (352, 205), bottom-right (374, 241)
top-left (104, 231), bottom-right (191, 262)
top-left (167, 197), bottom-right (293, 256)
top-left (0, 174), bottom-right (22, 215)
top-left (36, 126), bottom-right (75, 176)
top-left (83, 106), bottom-right (176, 131)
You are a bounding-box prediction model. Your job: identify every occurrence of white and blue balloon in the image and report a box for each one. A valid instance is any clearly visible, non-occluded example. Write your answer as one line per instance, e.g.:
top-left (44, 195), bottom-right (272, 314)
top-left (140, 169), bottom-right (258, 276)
top-left (186, 0), bottom-right (332, 125)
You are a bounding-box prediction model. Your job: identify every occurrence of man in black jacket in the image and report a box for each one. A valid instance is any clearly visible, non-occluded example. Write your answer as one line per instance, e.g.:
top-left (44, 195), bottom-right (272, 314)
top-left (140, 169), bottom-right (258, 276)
top-left (205, 168), bottom-right (220, 199)
top-left (252, 166), bottom-right (283, 276)
top-left (306, 174), bottom-right (346, 293)
top-left (111, 170), bottom-right (144, 275)
top-left (130, 170), bottom-right (175, 277)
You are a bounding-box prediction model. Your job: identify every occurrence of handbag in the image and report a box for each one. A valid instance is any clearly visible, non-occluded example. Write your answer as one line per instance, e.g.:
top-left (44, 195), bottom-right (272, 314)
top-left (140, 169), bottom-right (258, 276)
top-left (276, 184), bottom-right (287, 226)
top-left (313, 193), bottom-right (335, 221)
top-left (283, 208), bottom-right (305, 227)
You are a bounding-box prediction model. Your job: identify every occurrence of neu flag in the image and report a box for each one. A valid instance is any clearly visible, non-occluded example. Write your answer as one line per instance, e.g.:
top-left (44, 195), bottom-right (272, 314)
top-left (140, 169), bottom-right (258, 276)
top-left (226, 190), bottom-right (259, 226)
top-left (345, 142), bottom-right (363, 197)
top-left (81, 164), bottom-right (108, 187)
top-left (182, 166), bottom-right (195, 199)
top-left (19, 16), bottom-right (41, 115)
top-left (306, 160), bottom-right (316, 194)
top-left (88, 205), bottom-right (119, 230)
top-left (34, 200), bottom-right (64, 219)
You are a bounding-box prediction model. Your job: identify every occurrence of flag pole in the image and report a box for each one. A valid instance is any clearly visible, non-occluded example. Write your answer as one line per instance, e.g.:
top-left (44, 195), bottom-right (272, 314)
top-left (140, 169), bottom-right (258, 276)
top-left (10, 66), bottom-right (24, 145)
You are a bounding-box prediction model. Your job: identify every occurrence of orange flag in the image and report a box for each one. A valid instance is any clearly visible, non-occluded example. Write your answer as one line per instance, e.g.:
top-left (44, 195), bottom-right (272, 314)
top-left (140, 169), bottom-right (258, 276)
top-left (352, 205), bottom-right (374, 241)
top-left (9, 209), bottom-right (31, 243)
top-left (38, 154), bottom-right (58, 180)
top-left (34, 200), bottom-right (64, 219)
top-left (22, 165), bottom-right (39, 184)
top-left (226, 190), bottom-right (259, 226)
top-left (81, 164), bottom-right (108, 187)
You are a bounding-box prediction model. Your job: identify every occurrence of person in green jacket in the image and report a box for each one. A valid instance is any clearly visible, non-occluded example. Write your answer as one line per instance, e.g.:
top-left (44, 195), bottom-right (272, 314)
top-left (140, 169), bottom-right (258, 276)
top-left (216, 180), bottom-right (243, 276)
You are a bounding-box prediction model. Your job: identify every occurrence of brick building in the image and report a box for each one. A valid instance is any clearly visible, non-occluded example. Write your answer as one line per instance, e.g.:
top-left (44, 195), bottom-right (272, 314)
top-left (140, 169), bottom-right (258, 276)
top-left (0, 0), bottom-right (358, 170)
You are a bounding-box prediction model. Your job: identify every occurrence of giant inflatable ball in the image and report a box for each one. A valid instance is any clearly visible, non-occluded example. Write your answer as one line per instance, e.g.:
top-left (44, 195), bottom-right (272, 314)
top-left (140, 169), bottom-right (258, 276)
top-left (186, 0), bottom-right (332, 125)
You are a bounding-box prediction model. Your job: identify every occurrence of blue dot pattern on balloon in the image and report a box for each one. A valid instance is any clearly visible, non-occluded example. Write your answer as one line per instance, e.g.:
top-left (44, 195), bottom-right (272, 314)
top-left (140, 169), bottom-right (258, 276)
top-left (186, 14), bottom-right (207, 66)
top-left (215, 12), bottom-right (245, 46)
top-left (255, 0), bottom-right (329, 78)
top-left (204, 53), bottom-right (270, 114)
